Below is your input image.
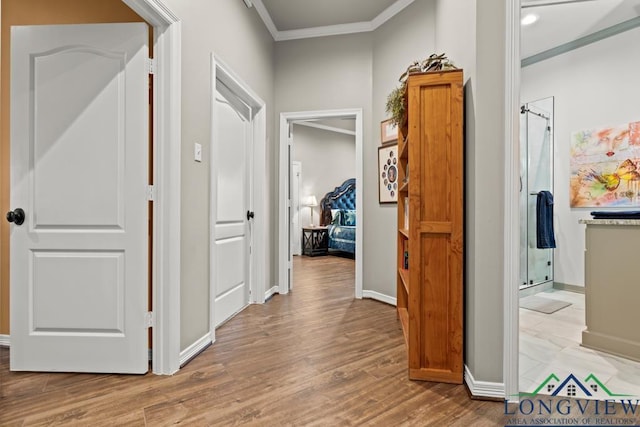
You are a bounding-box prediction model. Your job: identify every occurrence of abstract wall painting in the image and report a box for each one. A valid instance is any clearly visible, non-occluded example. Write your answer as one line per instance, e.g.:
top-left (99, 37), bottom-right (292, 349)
top-left (570, 121), bottom-right (640, 207)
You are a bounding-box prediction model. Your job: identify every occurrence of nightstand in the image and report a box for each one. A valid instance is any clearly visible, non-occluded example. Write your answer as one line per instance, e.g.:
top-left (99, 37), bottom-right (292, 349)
top-left (302, 226), bottom-right (329, 256)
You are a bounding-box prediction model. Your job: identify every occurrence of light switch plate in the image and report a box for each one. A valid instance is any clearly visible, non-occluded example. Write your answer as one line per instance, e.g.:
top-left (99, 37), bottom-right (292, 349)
top-left (194, 143), bottom-right (202, 162)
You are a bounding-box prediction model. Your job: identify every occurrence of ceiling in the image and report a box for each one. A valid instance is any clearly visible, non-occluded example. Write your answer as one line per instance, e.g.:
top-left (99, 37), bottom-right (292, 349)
top-left (249, 0), bottom-right (640, 59)
top-left (521, 0), bottom-right (640, 59)
top-left (250, 0), bottom-right (413, 41)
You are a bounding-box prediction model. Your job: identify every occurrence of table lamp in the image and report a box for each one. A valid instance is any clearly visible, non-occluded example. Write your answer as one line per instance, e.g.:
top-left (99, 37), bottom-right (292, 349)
top-left (305, 195), bottom-right (318, 227)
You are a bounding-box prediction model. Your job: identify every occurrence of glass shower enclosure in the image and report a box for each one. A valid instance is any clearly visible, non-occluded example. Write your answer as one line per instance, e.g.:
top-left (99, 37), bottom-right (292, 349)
top-left (519, 97), bottom-right (554, 289)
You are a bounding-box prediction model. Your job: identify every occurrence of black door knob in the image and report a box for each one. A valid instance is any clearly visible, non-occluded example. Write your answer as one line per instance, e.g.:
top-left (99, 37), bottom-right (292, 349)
top-left (246, 210), bottom-right (255, 221)
top-left (6, 208), bottom-right (25, 226)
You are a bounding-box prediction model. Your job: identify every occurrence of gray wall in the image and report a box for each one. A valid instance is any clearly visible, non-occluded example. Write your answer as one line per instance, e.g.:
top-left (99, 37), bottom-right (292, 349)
top-left (162, 0), bottom-right (275, 350)
top-left (165, 0), bottom-right (509, 385)
top-left (521, 27), bottom-right (640, 289)
top-left (274, 32), bottom-right (373, 280)
top-left (433, 0), bottom-right (507, 384)
top-left (466, 0), bottom-right (507, 384)
top-left (373, 0), bottom-right (507, 384)
top-left (274, 0), bottom-right (507, 385)
top-left (370, 0), bottom-right (436, 296)
top-left (292, 125), bottom-right (356, 227)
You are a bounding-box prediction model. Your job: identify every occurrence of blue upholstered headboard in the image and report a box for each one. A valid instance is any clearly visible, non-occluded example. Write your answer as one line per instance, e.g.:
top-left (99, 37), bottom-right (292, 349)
top-left (320, 178), bottom-right (356, 226)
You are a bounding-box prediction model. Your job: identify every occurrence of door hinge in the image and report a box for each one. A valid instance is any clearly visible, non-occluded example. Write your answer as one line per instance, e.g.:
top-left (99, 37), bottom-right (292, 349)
top-left (145, 311), bottom-right (155, 328)
top-left (147, 58), bottom-right (156, 75)
top-left (147, 185), bottom-right (156, 201)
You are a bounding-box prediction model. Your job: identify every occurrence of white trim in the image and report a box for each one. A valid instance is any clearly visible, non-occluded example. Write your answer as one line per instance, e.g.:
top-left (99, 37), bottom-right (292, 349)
top-left (252, 0), bottom-right (414, 42)
top-left (265, 286), bottom-right (278, 301)
top-left (276, 22), bottom-right (372, 42)
top-left (210, 53), bottom-right (268, 339)
top-left (465, 365), bottom-right (506, 399)
top-left (279, 109), bottom-right (363, 299)
top-left (504, 0), bottom-right (521, 400)
top-left (279, 117), bottom-right (291, 294)
top-left (370, 0), bottom-right (416, 29)
top-left (121, 0), bottom-right (182, 376)
top-left (362, 290), bottom-right (396, 306)
top-left (251, 0), bottom-right (279, 40)
top-left (123, 0), bottom-right (178, 26)
top-left (0, 334), bottom-right (10, 347)
top-left (293, 120), bottom-right (356, 137)
top-left (354, 111), bottom-right (363, 299)
top-left (522, 0), bottom-right (597, 7)
top-left (179, 333), bottom-right (213, 367)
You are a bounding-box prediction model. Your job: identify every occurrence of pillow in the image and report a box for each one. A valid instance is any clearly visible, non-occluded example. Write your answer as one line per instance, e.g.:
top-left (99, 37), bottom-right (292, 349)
top-left (341, 209), bottom-right (356, 226)
top-left (330, 209), bottom-right (342, 225)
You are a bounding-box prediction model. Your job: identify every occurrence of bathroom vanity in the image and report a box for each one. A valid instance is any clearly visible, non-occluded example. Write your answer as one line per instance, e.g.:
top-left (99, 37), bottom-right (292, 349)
top-left (579, 219), bottom-right (640, 362)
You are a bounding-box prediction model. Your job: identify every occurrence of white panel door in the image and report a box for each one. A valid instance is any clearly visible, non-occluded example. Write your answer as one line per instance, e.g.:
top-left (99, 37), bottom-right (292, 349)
top-left (213, 88), bottom-right (251, 328)
top-left (9, 23), bottom-right (149, 373)
top-left (291, 161), bottom-right (302, 256)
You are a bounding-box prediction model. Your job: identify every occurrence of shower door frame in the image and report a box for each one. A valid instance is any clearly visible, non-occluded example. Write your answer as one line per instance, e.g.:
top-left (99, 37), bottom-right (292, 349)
top-left (519, 98), bottom-right (554, 291)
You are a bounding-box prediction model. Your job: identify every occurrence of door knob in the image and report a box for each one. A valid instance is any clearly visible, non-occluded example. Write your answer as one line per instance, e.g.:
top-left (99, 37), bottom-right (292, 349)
top-left (246, 210), bottom-right (255, 221)
top-left (6, 208), bottom-right (25, 226)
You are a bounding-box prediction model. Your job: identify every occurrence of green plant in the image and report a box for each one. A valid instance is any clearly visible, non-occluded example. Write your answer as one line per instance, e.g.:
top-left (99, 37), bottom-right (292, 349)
top-left (385, 53), bottom-right (458, 127)
top-left (385, 85), bottom-right (406, 128)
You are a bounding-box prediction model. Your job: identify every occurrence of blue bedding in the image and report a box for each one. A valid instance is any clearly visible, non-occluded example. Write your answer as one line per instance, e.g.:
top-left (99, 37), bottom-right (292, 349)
top-left (328, 224), bottom-right (356, 253)
top-left (320, 178), bottom-right (356, 255)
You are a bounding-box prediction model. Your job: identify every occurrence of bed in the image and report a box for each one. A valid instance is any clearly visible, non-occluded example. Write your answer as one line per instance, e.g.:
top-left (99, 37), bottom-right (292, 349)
top-left (320, 178), bottom-right (356, 256)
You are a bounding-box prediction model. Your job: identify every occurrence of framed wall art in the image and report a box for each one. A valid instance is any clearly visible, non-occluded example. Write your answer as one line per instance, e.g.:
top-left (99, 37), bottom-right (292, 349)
top-left (380, 118), bottom-right (397, 145)
top-left (570, 120), bottom-right (640, 207)
top-left (378, 144), bottom-right (398, 204)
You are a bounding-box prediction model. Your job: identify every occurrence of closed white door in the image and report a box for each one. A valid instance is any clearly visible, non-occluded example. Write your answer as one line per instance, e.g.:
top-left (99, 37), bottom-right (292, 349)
top-left (291, 161), bottom-right (302, 256)
top-left (9, 23), bottom-right (149, 373)
top-left (213, 86), bottom-right (252, 327)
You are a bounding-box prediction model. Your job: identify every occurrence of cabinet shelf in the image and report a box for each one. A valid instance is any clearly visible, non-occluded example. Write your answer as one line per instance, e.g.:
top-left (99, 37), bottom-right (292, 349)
top-left (399, 136), bottom-right (409, 160)
top-left (398, 307), bottom-right (409, 346)
top-left (399, 228), bottom-right (409, 238)
top-left (399, 181), bottom-right (408, 193)
top-left (398, 268), bottom-right (409, 295)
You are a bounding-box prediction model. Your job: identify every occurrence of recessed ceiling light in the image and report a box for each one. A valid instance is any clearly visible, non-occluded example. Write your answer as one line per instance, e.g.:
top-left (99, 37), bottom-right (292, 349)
top-left (521, 13), bottom-right (539, 26)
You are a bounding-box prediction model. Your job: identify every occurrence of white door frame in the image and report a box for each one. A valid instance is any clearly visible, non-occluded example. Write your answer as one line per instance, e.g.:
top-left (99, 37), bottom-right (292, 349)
top-left (504, 0), bottom-right (521, 400)
top-left (122, 0), bottom-right (181, 375)
top-left (278, 109), bottom-right (363, 298)
top-left (210, 53), bottom-right (267, 339)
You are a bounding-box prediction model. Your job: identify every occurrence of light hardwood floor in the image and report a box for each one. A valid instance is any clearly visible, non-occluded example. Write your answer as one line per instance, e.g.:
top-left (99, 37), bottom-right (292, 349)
top-left (0, 255), bottom-right (505, 426)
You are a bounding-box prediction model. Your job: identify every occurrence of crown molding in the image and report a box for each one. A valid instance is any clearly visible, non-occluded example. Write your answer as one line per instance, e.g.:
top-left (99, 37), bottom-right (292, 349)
top-left (276, 21), bottom-right (372, 41)
top-left (521, 0), bottom-right (597, 8)
top-left (252, 0), bottom-right (415, 42)
top-left (371, 0), bottom-right (415, 29)
top-left (252, 0), bottom-right (279, 39)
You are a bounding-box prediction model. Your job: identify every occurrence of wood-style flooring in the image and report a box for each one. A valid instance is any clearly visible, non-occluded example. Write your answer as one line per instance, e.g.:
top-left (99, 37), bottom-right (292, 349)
top-left (0, 255), bottom-right (505, 426)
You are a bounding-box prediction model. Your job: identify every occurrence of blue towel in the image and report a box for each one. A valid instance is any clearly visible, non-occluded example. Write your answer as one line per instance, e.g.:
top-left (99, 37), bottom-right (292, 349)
top-left (536, 191), bottom-right (556, 249)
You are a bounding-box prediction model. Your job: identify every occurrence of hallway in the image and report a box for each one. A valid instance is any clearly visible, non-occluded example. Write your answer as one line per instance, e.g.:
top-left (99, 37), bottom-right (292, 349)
top-left (0, 255), bottom-right (504, 425)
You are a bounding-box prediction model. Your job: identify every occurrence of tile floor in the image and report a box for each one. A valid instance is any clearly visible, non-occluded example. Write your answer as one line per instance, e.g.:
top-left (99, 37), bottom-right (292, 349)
top-left (519, 289), bottom-right (640, 398)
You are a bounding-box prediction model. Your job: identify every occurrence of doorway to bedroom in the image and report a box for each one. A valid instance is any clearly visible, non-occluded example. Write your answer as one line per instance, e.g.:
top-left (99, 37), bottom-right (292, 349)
top-left (278, 109), bottom-right (363, 299)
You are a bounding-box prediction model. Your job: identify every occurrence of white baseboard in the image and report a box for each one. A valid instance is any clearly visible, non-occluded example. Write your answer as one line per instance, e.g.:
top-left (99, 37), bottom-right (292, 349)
top-left (362, 290), bottom-right (396, 306)
top-left (0, 334), bottom-right (9, 347)
top-left (465, 364), bottom-right (505, 399)
top-left (179, 332), bottom-right (213, 367)
top-left (265, 286), bottom-right (278, 301)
